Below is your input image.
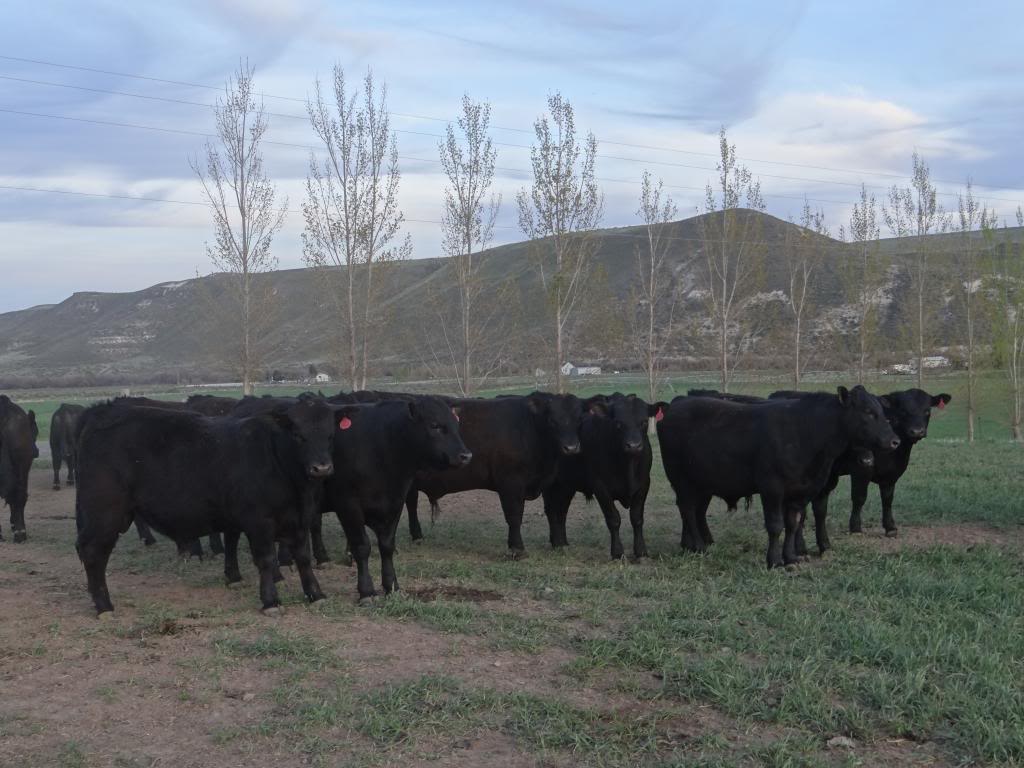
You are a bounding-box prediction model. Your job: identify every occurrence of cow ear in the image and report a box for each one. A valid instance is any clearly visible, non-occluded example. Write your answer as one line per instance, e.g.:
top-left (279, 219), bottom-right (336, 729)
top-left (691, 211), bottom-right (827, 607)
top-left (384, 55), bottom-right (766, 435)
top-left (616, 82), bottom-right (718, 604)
top-left (588, 400), bottom-right (609, 417)
top-left (877, 396), bottom-right (892, 410)
top-left (836, 386), bottom-right (850, 405)
top-left (28, 410), bottom-right (36, 425)
top-left (451, 406), bottom-right (461, 423)
top-left (932, 393), bottom-right (952, 409)
top-left (648, 402), bottom-right (670, 417)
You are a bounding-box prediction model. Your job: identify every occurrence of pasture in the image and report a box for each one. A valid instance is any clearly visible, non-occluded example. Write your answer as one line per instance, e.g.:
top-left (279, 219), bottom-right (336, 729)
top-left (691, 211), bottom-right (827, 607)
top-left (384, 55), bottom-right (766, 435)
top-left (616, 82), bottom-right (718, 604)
top-left (1, 374), bottom-right (1022, 767)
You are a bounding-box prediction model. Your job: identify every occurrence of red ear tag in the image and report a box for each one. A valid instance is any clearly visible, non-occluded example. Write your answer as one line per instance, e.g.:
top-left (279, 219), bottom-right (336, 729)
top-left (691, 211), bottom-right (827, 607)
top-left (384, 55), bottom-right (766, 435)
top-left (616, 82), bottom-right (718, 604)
top-left (655, 407), bottom-right (665, 422)
top-left (452, 408), bottom-right (460, 422)
top-left (937, 400), bottom-right (945, 410)
top-left (339, 416), bottom-right (352, 430)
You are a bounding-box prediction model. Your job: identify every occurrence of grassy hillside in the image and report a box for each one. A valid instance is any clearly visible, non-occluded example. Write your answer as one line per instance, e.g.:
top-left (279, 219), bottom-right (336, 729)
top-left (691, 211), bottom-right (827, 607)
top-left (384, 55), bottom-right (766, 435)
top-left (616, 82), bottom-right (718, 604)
top-left (1, 210), bottom-right (1021, 386)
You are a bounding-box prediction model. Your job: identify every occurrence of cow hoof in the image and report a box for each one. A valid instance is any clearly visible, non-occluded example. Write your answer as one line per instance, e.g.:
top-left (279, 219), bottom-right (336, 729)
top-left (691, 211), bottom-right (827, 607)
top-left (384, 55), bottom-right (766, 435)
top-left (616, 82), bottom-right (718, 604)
top-left (226, 579), bottom-right (244, 589)
top-left (143, 538), bottom-right (157, 547)
top-left (262, 606), bottom-right (284, 617)
top-left (885, 529), bottom-right (898, 538)
top-left (52, 484), bottom-right (61, 491)
top-left (357, 595), bottom-right (377, 607)
top-left (13, 531), bottom-right (27, 544)
top-left (310, 596), bottom-right (328, 606)
top-left (784, 563), bottom-right (798, 572)
top-left (97, 611), bottom-right (115, 622)
top-left (505, 549), bottom-right (528, 561)
top-left (412, 538), bottom-right (424, 546)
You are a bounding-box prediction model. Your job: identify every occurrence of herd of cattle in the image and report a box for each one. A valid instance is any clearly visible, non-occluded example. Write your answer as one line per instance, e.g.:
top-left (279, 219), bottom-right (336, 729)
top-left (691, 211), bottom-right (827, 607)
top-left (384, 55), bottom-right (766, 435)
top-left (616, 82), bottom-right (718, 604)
top-left (0, 384), bottom-right (950, 618)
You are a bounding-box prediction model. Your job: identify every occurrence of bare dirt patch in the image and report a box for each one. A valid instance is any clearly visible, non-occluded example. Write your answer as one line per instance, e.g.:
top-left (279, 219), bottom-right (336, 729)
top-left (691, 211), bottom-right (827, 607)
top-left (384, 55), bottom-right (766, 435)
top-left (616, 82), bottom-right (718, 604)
top-left (406, 585), bottom-right (504, 603)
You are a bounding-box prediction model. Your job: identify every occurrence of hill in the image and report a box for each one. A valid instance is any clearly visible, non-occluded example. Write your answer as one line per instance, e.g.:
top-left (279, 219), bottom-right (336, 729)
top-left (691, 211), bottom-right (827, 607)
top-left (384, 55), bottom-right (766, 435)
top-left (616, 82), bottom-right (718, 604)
top-left (1, 210), bottom-right (1018, 386)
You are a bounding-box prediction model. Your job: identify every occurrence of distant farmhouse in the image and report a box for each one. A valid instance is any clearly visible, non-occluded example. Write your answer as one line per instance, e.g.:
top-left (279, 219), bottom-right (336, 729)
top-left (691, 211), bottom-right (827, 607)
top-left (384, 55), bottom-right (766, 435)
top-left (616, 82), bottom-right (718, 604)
top-left (313, 372), bottom-right (331, 383)
top-left (561, 362), bottom-right (602, 377)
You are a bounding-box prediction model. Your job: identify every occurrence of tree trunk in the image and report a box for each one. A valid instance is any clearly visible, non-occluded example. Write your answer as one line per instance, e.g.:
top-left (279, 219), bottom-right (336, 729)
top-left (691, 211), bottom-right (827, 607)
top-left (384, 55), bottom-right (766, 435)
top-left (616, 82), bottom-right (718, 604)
top-left (916, 253), bottom-right (924, 389)
top-left (793, 315), bottom-right (801, 387)
top-left (555, 298), bottom-right (564, 394)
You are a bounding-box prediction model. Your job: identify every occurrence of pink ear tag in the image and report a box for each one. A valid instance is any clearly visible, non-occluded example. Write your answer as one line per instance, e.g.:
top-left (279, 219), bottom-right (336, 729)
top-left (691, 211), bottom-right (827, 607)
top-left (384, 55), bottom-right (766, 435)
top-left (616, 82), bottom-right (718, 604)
top-left (655, 407), bottom-right (665, 422)
top-left (339, 416), bottom-right (353, 430)
top-left (937, 400), bottom-right (945, 410)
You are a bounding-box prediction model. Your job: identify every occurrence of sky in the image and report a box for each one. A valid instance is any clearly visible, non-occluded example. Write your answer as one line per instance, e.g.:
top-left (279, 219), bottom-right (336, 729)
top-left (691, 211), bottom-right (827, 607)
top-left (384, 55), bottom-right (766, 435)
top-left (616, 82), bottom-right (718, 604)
top-left (1, 0), bottom-right (1022, 312)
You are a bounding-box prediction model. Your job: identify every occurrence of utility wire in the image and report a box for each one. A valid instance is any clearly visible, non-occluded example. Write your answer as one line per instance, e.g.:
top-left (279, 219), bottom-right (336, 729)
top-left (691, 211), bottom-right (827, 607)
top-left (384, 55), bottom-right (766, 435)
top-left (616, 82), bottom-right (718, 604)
top-left (2, 53), bottom-right (1019, 196)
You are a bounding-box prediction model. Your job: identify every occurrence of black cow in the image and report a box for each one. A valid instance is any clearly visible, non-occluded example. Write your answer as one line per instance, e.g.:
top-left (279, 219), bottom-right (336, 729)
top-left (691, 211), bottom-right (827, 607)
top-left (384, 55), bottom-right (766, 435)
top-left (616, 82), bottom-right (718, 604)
top-left (49, 403), bottom-right (84, 490)
top-left (543, 393), bottom-right (668, 560)
top-left (0, 396), bottom-right (38, 542)
top-left (185, 394), bottom-right (239, 416)
top-left (407, 392), bottom-right (584, 558)
top-left (319, 397), bottom-right (471, 601)
top-left (771, 388), bottom-right (951, 543)
top-left (686, 389), bottom-right (767, 404)
top-left (657, 386), bottom-right (899, 568)
top-left (75, 395), bottom-right (350, 616)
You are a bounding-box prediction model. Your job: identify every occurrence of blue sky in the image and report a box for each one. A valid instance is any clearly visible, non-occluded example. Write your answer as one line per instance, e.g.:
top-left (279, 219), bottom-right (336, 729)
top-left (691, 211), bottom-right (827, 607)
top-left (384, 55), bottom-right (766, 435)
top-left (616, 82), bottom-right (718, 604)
top-left (1, 0), bottom-right (1022, 312)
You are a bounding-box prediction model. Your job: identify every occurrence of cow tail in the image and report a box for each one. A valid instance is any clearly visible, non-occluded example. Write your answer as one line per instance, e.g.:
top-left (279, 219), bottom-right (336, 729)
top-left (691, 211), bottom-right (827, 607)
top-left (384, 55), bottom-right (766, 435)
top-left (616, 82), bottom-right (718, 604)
top-left (429, 499), bottom-right (442, 524)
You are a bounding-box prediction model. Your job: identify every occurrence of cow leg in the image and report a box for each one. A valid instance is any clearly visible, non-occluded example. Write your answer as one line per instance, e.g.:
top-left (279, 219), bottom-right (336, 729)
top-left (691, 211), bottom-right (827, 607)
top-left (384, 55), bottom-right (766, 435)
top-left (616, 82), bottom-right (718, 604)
top-left (9, 487), bottom-right (28, 543)
top-left (177, 538), bottom-right (204, 560)
top-left (277, 540), bottom-right (295, 567)
top-left (794, 504), bottom-right (810, 558)
top-left (498, 490), bottom-right (528, 559)
top-left (52, 453), bottom-right (62, 490)
top-left (542, 485), bottom-right (573, 549)
top-left (674, 487), bottom-right (707, 553)
top-left (208, 532), bottom-right (224, 555)
top-left (373, 516), bottom-right (402, 595)
top-left (77, 526), bottom-right (118, 615)
top-left (134, 518), bottom-right (157, 547)
top-left (812, 493), bottom-right (831, 554)
top-left (782, 501), bottom-right (801, 566)
top-left (244, 530), bottom-right (282, 611)
top-left (405, 488), bottom-right (424, 542)
top-left (761, 494), bottom-right (784, 569)
top-left (286, 525), bottom-right (325, 603)
top-left (309, 511), bottom-right (331, 565)
top-left (223, 529), bottom-right (243, 584)
top-left (879, 482), bottom-right (898, 537)
top-left (695, 497), bottom-right (715, 546)
top-left (593, 489), bottom-right (625, 560)
top-left (849, 474), bottom-right (869, 534)
top-left (67, 455), bottom-right (77, 487)
top-left (338, 513), bottom-right (375, 600)
top-left (629, 487), bottom-right (650, 559)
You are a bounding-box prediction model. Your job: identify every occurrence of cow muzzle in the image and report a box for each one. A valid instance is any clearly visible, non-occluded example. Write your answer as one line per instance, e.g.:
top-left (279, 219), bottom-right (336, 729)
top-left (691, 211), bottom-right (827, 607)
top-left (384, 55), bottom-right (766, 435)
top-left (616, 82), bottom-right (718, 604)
top-left (456, 451), bottom-right (473, 467)
top-left (907, 427), bottom-right (925, 440)
top-left (623, 440), bottom-right (643, 455)
top-left (858, 453), bottom-right (875, 468)
top-left (562, 442), bottom-right (581, 456)
top-left (307, 462), bottom-right (334, 478)
top-left (887, 437), bottom-right (901, 450)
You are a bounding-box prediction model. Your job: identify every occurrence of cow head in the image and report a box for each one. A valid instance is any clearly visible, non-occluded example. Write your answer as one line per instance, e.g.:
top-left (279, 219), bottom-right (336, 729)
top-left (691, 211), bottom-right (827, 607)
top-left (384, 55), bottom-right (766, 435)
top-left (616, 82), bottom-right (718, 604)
top-left (405, 396), bottom-right (473, 470)
top-left (274, 394), bottom-right (349, 479)
top-left (528, 392), bottom-right (584, 455)
top-left (586, 393), bottom-right (668, 455)
top-left (880, 389), bottom-right (952, 443)
top-left (837, 385), bottom-right (900, 453)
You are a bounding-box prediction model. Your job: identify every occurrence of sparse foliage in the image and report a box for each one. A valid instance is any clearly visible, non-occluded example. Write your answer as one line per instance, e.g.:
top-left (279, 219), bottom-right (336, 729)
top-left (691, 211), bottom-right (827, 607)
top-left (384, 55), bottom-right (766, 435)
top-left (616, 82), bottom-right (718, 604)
top-left (425, 95), bottom-right (506, 395)
top-left (517, 93), bottom-right (603, 393)
top-left (953, 181), bottom-right (997, 442)
top-left (697, 127), bottom-right (766, 392)
top-left (302, 66), bottom-right (411, 391)
top-left (839, 185), bottom-right (886, 383)
top-left (191, 62), bottom-right (286, 395)
top-left (784, 200), bottom-right (828, 385)
top-left (884, 151), bottom-right (947, 387)
top-left (991, 207), bottom-right (1024, 441)
top-left (633, 172), bottom-right (678, 401)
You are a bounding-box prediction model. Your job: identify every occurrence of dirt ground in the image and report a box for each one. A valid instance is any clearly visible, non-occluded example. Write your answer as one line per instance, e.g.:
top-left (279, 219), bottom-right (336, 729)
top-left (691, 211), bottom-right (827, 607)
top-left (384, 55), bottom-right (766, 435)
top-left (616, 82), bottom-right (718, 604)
top-left (0, 467), bottom-right (1009, 767)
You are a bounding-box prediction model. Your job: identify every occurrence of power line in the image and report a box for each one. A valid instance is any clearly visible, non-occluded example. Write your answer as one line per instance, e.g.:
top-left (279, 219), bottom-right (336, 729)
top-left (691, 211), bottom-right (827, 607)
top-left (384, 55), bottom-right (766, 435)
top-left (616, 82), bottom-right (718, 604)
top-left (4, 183), bottom-right (1018, 247)
top-left (0, 106), bottom-right (860, 208)
top-left (3, 53), bottom-right (1020, 196)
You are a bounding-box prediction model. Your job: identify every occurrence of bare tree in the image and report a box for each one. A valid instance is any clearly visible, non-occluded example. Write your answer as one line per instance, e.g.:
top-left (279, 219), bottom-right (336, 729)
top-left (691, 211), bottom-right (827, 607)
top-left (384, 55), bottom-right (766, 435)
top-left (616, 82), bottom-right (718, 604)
top-left (953, 181), bottom-right (997, 442)
top-left (426, 95), bottom-right (504, 395)
top-left (991, 208), bottom-right (1024, 442)
top-left (517, 93), bottom-right (603, 393)
top-left (633, 171), bottom-right (678, 402)
top-left (884, 151), bottom-right (947, 387)
top-left (839, 184), bottom-right (885, 383)
top-left (784, 200), bottom-right (828, 386)
top-left (191, 62), bottom-right (286, 395)
top-left (302, 66), bottom-right (411, 391)
top-left (697, 127), bottom-right (766, 392)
